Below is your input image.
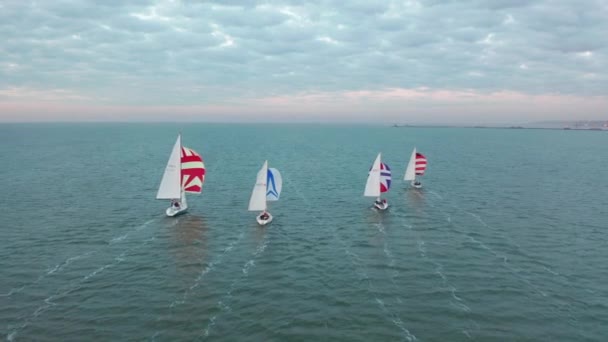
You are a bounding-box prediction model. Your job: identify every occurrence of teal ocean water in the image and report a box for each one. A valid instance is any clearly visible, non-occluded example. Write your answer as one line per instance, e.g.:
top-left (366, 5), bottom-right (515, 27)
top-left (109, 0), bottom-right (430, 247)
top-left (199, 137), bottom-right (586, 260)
top-left (1, 124), bottom-right (607, 341)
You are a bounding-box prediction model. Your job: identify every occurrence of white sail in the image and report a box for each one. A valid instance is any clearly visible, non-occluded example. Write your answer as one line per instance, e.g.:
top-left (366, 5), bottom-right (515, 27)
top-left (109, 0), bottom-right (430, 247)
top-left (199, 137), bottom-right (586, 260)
top-left (404, 148), bottom-right (417, 181)
top-left (364, 153), bottom-right (382, 197)
top-left (248, 161), bottom-right (268, 211)
top-left (157, 134), bottom-right (182, 199)
top-left (266, 168), bottom-right (282, 201)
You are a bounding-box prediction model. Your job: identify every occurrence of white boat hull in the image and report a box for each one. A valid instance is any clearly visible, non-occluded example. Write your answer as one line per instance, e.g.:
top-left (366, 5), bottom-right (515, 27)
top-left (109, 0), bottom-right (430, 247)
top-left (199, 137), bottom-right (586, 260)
top-left (166, 205), bottom-right (188, 217)
top-left (256, 212), bottom-right (273, 225)
top-left (373, 201), bottom-right (389, 210)
top-left (411, 181), bottom-right (422, 189)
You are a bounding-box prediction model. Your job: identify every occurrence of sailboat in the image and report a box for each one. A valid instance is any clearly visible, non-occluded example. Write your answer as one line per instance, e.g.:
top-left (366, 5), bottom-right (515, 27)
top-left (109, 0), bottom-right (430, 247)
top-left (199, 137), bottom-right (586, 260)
top-left (364, 153), bottom-right (391, 210)
top-left (404, 148), bottom-right (427, 189)
top-left (156, 134), bottom-right (205, 217)
top-left (248, 160), bottom-right (282, 225)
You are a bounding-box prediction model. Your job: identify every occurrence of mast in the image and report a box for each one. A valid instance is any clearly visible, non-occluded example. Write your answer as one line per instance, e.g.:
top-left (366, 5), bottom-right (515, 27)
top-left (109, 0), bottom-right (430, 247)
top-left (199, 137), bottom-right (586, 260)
top-left (178, 132), bottom-right (183, 201)
top-left (263, 161), bottom-right (268, 211)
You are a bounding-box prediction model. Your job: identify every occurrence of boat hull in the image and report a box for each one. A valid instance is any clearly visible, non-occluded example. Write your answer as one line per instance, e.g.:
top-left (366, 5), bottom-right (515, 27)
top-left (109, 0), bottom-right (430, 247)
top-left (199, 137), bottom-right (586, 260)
top-left (256, 212), bottom-right (273, 225)
top-left (411, 181), bottom-right (422, 189)
top-left (373, 202), bottom-right (389, 210)
top-left (166, 205), bottom-right (188, 217)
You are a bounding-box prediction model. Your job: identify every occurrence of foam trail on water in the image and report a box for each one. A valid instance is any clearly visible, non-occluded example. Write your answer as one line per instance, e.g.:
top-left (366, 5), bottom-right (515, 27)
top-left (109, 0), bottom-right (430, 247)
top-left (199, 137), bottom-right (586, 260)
top-left (376, 298), bottom-right (418, 341)
top-left (395, 213), bottom-right (477, 339)
top-left (193, 171), bottom-right (287, 339)
top-left (1, 251), bottom-right (93, 298)
top-left (428, 191), bottom-right (443, 200)
top-left (424, 192), bottom-right (583, 324)
top-left (109, 235), bottom-right (128, 244)
top-left (543, 266), bottom-right (560, 276)
top-left (461, 231), bottom-right (553, 299)
top-left (48, 251), bottom-right (94, 276)
top-left (429, 191), bottom-right (531, 260)
top-left (375, 223), bottom-right (398, 283)
top-left (108, 218), bottom-right (157, 244)
top-left (1, 219), bottom-right (157, 299)
top-left (402, 206), bottom-right (478, 324)
top-left (6, 236), bottom-right (156, 341)
top-left (169, 232), bottom-right (245, 309)
top-left (287, 182), bottom-right (417, 342)
top-left (0, 286), bottom-right (25, 298)
top-left (428, 195), bottom-right (551, 296)
top-left (395, 214), bottom-right (474, 323)
top-left (467, 212), bottom-right (523, 249)
top-left (341, 239), bottom-right (417, 342)
top-left (201, 236), bottom-right (269, 339)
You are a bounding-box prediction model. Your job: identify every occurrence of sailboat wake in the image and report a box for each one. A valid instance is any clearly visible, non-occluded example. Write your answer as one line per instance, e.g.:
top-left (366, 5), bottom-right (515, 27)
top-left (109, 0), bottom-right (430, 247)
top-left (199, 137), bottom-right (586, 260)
top-left (6, 235), bottom-right (157, 341)
top-left (169, 232), bottom-right (245, 310)
top-left (289, 180), bottom-right (417, 342)
top-left (1, 253), bottom-right (93, 299)
top-left (423, 192), bottom-right (581, 324)
top-left (109, 218), bottom-right (157, 244)
top-left (200, 234), bottom-right (270, 338)
top-left (342, 238), bottom-right (417, 342)
top-left (375, 223), bottom-right (398, 283)
top-left (394, 213), bottom-right (475, 338)
top-left (1, 218), bottom-right (158, 299)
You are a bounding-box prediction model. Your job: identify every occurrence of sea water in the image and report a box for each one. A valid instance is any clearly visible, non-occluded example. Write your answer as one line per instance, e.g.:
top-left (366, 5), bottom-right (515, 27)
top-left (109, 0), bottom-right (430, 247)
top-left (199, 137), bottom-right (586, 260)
top-left (1, 123), bottom-right (607, 341)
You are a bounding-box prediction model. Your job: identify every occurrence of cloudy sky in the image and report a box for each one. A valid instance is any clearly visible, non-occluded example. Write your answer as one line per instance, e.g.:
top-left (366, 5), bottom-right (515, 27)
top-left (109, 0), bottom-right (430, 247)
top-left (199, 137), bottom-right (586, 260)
top-left (0, 0), bottom-right (606, 123)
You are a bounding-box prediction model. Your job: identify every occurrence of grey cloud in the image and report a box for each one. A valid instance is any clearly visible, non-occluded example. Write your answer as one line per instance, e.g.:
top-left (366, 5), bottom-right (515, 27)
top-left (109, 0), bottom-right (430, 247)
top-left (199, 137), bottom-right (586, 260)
top-left (0, 0), bottom-right (606, 106)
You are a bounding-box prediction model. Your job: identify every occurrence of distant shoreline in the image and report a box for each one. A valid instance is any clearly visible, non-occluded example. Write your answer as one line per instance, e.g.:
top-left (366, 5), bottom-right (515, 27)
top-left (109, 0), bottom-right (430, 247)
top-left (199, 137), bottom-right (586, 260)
top-left (390, 124), bottom-right (608, 131)
top-left (0, 122), bottom-right (606, 131)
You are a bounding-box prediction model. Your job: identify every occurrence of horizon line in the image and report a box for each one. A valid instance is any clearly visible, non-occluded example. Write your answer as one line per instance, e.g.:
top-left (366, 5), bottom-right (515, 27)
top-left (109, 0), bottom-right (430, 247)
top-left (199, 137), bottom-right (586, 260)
top-left (1, 119), bottom-right (606, 126)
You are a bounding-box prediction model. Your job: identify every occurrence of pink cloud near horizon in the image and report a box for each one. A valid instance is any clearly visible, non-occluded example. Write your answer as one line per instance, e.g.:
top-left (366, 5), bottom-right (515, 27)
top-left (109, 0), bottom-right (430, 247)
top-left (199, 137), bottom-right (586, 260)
top-left (1, 86), bottom-right (606, 124)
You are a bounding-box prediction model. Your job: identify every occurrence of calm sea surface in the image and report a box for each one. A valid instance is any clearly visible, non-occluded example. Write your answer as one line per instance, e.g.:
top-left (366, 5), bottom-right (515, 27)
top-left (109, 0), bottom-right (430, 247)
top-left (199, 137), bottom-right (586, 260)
top-left (1, 124), bottom-right (607, 341)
